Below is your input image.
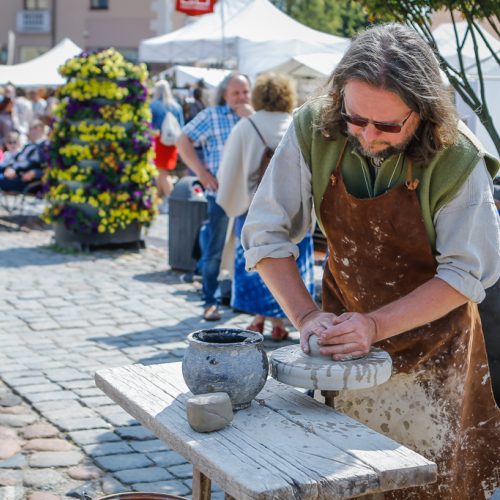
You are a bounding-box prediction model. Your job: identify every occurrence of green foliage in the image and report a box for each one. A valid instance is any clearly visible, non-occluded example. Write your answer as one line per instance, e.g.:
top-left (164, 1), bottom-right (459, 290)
top-left (358, 0), bottom-right (498, 24)
top-left (271, 0), bottom-right (378, 38)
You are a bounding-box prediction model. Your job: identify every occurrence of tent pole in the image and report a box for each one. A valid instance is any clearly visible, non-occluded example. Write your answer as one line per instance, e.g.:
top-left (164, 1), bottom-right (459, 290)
top-left (220, 0), bottom-right (225, 68)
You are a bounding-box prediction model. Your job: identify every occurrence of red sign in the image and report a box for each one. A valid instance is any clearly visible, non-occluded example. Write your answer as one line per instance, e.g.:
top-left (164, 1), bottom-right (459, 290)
top-left (176, 0), bottom-right (216, 16)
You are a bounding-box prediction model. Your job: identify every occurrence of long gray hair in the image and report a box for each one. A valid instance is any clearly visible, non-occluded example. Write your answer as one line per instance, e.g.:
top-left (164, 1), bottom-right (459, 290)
top-left (152, 79), bottom-right (176, 107)
top-left (317, 23), bottom-right (458, 166)
top-left (215, 72), bottom-right (250, 106)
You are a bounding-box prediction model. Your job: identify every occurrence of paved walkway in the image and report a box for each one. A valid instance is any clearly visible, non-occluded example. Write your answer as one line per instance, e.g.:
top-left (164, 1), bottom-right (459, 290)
top-left (0, 207), bottom-right (304, 499)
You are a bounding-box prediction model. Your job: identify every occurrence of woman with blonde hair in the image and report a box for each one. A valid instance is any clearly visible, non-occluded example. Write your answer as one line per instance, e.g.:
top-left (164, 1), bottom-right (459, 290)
top-left (150, 79), bottom-right (184, 213)
top-left (217, 73), bottom-right (315, 341)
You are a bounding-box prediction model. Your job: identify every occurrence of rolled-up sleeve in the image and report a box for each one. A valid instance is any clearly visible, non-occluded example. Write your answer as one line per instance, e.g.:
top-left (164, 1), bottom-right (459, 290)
top-left (242, 122), bottom-right (313, 270)
top-left (434, 158), bottom-right (500, 303)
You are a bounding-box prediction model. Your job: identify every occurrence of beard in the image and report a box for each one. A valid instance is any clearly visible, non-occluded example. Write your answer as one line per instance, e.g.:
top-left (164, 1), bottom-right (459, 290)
top-left (347, 131), bottom-right (414, 161)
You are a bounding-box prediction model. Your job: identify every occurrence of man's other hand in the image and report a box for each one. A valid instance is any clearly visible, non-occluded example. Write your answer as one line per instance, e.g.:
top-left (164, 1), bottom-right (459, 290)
top-left (233, 104), bottom-right (254, 118)
top-left (318, 312), bottom-right (378, 359)
top-left (198, 169), bottom-right (218, 192)
top-left (298, 311), bottom-right (338, 354)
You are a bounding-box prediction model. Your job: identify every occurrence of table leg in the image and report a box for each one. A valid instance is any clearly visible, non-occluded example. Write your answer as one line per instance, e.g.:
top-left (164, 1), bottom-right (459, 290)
top-left (322, 390), bottom-right (339, 409)
top-left (192, 467), bottom-right (211, 500)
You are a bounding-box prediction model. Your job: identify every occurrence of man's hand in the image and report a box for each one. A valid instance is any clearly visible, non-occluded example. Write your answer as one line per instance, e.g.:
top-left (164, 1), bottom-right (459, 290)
top-left (198, 169), bottom-right (218, 191)
top-left (233, 104), bottom-right (254, 118)
top-left (318, 312), bottom-right (378, 359)
top-left (4, 167), bottom-right (17, 180)
top-left (298, 310), bottom-right (338, 353)
top-left (21, 170), bottom-right (36, 182)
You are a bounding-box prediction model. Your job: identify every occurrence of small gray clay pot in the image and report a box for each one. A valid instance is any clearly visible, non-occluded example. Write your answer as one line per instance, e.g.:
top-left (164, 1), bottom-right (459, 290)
top-left (182, 328), bottom-right (269, 410)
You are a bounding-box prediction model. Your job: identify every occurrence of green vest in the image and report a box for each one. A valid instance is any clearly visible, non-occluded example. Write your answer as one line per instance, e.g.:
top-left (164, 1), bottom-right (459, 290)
top-left (293, 97), bottom-right (500, 251)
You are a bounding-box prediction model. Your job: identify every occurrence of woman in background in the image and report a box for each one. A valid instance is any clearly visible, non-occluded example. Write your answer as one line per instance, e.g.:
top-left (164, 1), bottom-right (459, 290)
top-left (217, 73), bottom-right (315, 341)
top-left (150, 80), bottom-right (184, 213)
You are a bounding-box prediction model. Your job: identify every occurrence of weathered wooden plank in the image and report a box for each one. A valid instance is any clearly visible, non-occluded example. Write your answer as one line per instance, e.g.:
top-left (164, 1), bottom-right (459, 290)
top-left (96, 363), bottom-right (380, 499)
top-left (258, 380), bottom-right (437, 491)
top-left (95, 362), bottom-right (435, 499)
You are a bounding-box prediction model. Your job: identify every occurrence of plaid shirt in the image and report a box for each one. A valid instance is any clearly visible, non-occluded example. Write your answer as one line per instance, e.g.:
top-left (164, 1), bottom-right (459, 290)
top-left (182, 104), bottom-right (240, 178)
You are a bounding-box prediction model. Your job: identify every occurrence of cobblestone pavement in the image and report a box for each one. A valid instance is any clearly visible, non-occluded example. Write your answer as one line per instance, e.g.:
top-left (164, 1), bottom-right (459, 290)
top-left (0, 208), bottom-right (304, 499)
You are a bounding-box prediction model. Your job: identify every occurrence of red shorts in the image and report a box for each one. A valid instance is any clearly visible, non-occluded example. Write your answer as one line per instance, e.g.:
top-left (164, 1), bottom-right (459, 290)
top-left (154, 136), bottom-right (178, 171)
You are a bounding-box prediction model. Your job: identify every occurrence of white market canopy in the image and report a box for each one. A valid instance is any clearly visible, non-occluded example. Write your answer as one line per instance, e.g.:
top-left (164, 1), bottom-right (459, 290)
top-left (139, 0), bottom-right (349, 77)
top-left (165, 65), bottom-right (231, 88)
top-left (0, 38), bottom-right (82, 87)
top-left (266, 51), bottom-right (345, 78)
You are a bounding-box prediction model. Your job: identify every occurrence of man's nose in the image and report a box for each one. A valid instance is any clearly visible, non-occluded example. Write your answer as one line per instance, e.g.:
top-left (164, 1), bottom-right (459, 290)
top-left (361, 123), bottom-right (382, 142)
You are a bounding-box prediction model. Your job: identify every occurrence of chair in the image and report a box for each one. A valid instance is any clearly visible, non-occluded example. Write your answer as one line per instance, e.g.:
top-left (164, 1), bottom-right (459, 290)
top-left (0, 180), bottom-right (44, 227)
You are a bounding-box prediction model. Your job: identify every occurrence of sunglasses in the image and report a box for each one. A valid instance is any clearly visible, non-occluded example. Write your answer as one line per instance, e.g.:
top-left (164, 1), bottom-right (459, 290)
top-left (341, 102), bottom-right (413, 134)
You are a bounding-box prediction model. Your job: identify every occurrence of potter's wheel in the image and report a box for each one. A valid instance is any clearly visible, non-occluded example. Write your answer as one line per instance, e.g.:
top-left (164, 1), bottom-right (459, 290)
top-left (270, 345), bottom-right (392, 391)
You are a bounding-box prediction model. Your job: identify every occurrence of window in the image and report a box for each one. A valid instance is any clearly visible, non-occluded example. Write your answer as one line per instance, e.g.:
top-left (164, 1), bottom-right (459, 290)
top-left (24, 0), bottom-right (50, 9)
top-left (90, 0), bottom-right (108, 9)
top-left (20, 46), bottom-right (49, 63)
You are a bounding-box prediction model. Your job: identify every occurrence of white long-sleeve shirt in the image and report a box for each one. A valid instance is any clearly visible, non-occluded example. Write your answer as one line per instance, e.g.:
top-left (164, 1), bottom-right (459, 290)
top-left (242, 122), bottom-right (500, 303)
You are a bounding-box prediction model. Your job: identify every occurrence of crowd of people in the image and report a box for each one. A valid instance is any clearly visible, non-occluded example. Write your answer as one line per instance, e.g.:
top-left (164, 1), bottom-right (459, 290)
top-left (0, 84), bottom-right (52, 194)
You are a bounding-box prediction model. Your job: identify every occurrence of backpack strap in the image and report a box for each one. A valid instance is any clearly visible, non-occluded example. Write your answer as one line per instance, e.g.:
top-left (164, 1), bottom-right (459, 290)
top-left (247, 117), bottom-right (275, 185)
top-left (247, 117), bottom-right (268, 148)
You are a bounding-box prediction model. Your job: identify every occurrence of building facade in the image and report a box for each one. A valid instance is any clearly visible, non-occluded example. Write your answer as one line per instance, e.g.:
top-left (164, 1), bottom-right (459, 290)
top-left (0, 0), bottom-right (186, 63)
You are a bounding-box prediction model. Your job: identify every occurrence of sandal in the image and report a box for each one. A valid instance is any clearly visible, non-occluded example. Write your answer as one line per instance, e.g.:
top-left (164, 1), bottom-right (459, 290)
top-left (246, 322), bottom-right (264, 333)
top-left (271, 326), bottom-right (288, 342)
top-left (203, 305), bottom-right (221, 321)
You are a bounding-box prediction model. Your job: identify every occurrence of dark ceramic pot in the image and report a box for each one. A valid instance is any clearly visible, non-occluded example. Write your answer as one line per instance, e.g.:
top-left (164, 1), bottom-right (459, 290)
top-left (182, 328), bottom-right (269, 410)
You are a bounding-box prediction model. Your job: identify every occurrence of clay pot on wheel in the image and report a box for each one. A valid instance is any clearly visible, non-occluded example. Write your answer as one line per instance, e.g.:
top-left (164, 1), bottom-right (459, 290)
top-left (182, 328), bottom-right (269, 410)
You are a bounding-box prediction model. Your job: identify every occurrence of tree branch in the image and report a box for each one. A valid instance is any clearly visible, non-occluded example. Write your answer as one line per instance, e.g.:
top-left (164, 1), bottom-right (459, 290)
top-left (486, 17), bottom-right (500, 39)
top-left (469, 18), bottom-right (500, 65)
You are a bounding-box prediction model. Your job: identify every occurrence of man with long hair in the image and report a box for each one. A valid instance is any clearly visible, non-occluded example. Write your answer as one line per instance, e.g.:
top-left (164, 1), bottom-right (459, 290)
top-left (243, 24), bottom-right (500, 498)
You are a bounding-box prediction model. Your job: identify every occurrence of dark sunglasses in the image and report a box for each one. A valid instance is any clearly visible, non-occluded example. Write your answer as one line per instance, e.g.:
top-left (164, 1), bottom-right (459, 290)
top-left (5, 140), bottom-right (18, 145)
top-left (341, 102), bottom-right (413, 134)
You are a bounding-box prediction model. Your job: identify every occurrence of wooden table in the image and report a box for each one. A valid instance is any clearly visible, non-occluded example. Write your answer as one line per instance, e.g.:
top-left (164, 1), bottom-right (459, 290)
top-left (95, 362), bottom-right (436, 500)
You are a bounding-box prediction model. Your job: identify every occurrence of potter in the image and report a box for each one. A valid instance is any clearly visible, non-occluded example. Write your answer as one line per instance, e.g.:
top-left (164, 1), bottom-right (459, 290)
top-left (243, 23), bottom-right (500, 498)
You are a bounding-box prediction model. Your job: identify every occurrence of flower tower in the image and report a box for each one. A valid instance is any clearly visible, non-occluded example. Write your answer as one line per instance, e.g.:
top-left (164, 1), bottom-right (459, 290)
top-left (43, 48), bottom-right (157, 246)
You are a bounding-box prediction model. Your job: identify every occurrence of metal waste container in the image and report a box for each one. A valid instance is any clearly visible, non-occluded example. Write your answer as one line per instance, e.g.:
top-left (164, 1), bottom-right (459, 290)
top-left (168, 176), bottom-right (207, 271)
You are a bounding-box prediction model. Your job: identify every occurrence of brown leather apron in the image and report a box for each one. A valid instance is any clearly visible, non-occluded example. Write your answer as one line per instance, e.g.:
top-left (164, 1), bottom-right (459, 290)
top-left (320, 140), bottom-right (500, 499)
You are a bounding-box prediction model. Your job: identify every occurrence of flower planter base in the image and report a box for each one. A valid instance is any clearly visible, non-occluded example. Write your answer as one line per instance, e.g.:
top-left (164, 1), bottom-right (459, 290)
top-left (53, 221), bottom-right (143, 251)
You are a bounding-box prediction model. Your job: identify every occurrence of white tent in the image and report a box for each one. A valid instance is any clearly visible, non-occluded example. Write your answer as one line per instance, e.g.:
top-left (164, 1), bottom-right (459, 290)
top-left (263, 51), bottom-right (344, 101)
top-left (139, 0), bottom-right (349, 77)
top-left (164, 65), bottom-right (231, 89)
top-left (0, 38), bottom-right (82, 87)
top-left (267, 51), bottom-right (344, 78)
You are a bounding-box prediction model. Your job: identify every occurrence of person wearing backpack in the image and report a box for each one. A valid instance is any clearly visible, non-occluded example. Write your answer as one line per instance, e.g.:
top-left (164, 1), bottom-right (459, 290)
top-left (217, 73), bottom-right (315, 341)
top-left (150, 80), bottom-right (184, 214)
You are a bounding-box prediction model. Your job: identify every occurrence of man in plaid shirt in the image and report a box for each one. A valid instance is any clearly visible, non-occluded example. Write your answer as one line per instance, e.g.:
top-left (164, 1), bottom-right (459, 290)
top-left (177, 72), bottom-right (252, 321)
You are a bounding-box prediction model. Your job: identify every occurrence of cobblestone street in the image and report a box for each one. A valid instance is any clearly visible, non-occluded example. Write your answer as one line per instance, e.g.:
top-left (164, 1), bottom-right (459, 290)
top-left (0, 208), bottom-right (302, 499)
